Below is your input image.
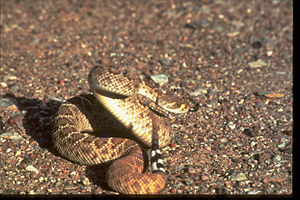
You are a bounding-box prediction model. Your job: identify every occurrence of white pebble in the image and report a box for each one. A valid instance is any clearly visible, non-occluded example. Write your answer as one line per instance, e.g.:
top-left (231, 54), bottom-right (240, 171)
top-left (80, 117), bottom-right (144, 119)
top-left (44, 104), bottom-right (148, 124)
top-left (25, 165), bottom-right (39, 174)
top-left (150, 74), bottom-right (169, 86)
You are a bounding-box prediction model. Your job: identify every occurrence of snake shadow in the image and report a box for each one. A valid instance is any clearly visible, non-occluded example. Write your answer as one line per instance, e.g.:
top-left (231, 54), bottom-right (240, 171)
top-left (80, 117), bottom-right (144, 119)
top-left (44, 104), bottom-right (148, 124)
top-left (3, 93), bottom-right (60, 155)
top-left (3, 93), bottom-right (131, 192)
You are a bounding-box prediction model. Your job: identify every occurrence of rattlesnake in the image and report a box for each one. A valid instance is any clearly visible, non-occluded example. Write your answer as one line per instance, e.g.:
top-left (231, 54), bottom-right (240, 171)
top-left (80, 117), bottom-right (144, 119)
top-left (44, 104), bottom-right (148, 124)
top-left (52, 64), bottom-right (190, 194)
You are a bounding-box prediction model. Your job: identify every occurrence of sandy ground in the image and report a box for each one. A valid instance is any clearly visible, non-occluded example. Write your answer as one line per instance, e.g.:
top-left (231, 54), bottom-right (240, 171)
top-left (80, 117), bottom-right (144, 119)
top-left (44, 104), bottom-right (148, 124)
top-left (0, 0), bottom-right (292, 195)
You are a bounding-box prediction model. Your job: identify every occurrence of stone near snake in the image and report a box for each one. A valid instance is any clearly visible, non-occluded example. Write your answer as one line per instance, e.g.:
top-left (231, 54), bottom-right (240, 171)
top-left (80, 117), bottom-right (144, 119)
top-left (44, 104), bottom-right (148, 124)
top-left (52, 64), bottom-right (190, 194)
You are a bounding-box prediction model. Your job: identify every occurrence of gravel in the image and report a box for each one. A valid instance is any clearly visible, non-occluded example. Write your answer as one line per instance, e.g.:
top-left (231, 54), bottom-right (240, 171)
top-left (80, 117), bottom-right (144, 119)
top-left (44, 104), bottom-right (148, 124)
top-left (0, 0), bottom-right (292, 195)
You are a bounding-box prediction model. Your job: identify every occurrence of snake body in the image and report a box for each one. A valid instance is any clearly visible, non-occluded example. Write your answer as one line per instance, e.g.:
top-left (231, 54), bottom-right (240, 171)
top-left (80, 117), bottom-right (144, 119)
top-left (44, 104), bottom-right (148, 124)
top-left (52, 65), bottom-right (189, 194)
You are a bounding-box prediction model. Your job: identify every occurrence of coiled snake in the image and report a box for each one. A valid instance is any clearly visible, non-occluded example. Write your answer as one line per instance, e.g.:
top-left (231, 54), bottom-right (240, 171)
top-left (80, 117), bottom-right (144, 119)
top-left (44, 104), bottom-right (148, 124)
top-left (52, 65), bottom-right (190, 194)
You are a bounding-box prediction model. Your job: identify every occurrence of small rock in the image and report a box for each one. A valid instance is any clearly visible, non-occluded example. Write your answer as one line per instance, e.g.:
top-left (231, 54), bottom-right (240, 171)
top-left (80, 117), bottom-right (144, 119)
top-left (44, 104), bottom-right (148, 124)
top-left (276, 71), bottom-right (286, 75)
top-left (188, 167), bottom-right (196, 174)
top-left (208, 88), bottom-right (219, 96)
top-left (0, 82), bottom-right (8, 87)
top-left (3, 75), bottom-right (18, 81)
top-left (55, 182), bottom-right (62, 187)
top-left (277, 142), bottom-right (286, 149)
top-left (167, 175), bottom-right (176, 181)
top-left (232, 157), bottom-right (242, 163)
top-left (273, 155), bottom-right (281, 163)
top-left (248, 190), bottom-right (262, 195)
top-left (227, 31), bottom-right (240, 37)
top-left (277, 135), bottom-right (290, 149)
top-left (267, 51), bottom-right (273, 56)
top-left (0, 98), bottom-right (18, 111)
top-left (201, 175), bottom-right (209, 181)
top-left (15, 150), bottom-right (22, 156)
top-left (159, 58), bottom-right (172, 66)
top-left (280, 136), bottom-right (289, 144)
top-left (220, 138), bottom-right (228, 143)
top-left (82, 177), bottom-right (91, 186)
top-left (25, 165), bottom-right (39, 174)
top-left (228, 122), bottom-right (236, 130)
top-left (28, 190), bottom-right (36, 194)
top-left (185, 179), bottom-right (194, 185)
top-left (180, 174), bottom-right (189, 180)
top-left (230, 172), bottom-right (247, 181)
top-left (175, 165), bottom-right (184, 173)
top-left (248, 59), bottom-right (267, 68)
top-left (250, 141), bottom-right (257, 148)
top-left (191, 18), bottom-right (211, 28)
top-left (243, 128), bottom-right (253, 137)
top-left (190, 87), bottom-right (207, 96)
top-left (150, 74), bottom-right (168, 86)
top-left (70, 171), bottom-right (77, 177)
top-left (1, 132), bottom-right (23, 141)
top-left (264, 93), bottom-right (284, 98)
top-left (252, 41), bottom-right (262, 49)
top-left (204, 146), bottom-right (211, 151)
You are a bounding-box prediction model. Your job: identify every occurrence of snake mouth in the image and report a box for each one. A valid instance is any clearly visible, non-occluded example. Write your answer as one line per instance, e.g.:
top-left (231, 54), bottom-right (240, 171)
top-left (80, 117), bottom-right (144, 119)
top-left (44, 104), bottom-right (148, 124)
top-left (93, 89), bottom-right (128, 100)
top-left (188, 103), bottom-right (200, 112)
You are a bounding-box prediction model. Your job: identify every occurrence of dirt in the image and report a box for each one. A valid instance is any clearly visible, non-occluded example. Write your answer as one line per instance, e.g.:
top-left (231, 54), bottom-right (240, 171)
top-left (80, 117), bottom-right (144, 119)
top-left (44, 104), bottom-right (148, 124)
top-left (0, 0), bottom-right (293, 196)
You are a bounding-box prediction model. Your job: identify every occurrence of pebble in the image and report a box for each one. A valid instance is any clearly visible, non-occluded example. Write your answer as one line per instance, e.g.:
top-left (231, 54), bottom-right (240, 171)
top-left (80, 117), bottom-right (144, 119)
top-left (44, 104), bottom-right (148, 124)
top-left (190, 87), bottom-right (207, 96)
top-left (1, 132), bottom-right (23, 141)
top-left (248, 59), bottom-right (267, 68)
top-left (0, 82), bottom-right (8, 87)
top-left (55, 182), bottom-right (62, 187)
top-left (201, 175), bottom-right (209, 181)
top-left (228, 122), bottom-right (236, 130)
top-left (3, 75), bottom-right (18, 81)
top-left (243, 129), bottom-right (253, 137)
top-left (180, 174), bottom-right (189, 180)
top-left (0, 98), bottom-right (18, 109)
top-left (273, 155), bottom-right (282, 163)
top-left (15, 150), bottom-right (22, 156)
top-left (277, 136), bottom-right (289, 149)
top-left (70, 171), bottom-right (77, 177)
top-left (185, 180), bottom-right (194, 186)
top-left (220, 138), bottom-right (228, 143)
top-left (174, 165), bottom-right (184, 173)
top-left (191, 18), bottom-right (211, 28)
top-left (25, 165), bottom-right (39, 174)
top-left (232, 157), bottom-right (242, 163)
top-left (277, 143), bottom-right (286, 149)
top-left (160, 58), bottom-right (172, 66)
top-left (248, 190), bottom-right (262, 195)
top-left (230, 172), bottom-right (247, 181)
top-left (82, 177), bottom-right (91, 186)
top-left (0, 0), bottom-right (292, 195)
top-left (28, 190), bottom-right (36, 194)
top-left (188, 167), bottom-right (197, 174)
top-left (252, 41), bottom-right (262, 49)
top-left (150, 74), bottom-right (169, 86)
top-left (250, 141), bottom-right (257, 148)
top-left (267, 51), bottom-right (273, 56)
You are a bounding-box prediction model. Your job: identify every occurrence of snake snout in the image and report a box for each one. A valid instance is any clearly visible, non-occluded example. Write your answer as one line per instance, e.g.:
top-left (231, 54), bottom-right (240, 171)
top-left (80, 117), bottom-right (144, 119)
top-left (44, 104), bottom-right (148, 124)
top-left (188, 103), bottom-right (200, 112)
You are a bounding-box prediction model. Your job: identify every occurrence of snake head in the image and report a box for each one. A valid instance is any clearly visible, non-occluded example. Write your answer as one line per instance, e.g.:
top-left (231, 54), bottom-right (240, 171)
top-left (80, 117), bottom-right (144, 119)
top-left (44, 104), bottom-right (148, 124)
top-left (156, 94), bottom-right (190, 114)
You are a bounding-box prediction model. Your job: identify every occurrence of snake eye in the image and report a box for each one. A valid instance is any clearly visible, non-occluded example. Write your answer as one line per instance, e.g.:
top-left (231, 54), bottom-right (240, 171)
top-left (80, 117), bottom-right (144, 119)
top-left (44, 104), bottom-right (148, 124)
top-left (180, 104), bottom-right (186, 109)
top-left (173, 102), bottom-right (184, 109)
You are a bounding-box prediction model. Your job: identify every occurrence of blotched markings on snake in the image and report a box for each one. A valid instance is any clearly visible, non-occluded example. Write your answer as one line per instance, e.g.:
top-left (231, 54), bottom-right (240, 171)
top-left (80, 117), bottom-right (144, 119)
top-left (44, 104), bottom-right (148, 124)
top-left (52, 64), bottom-right (192, 194)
